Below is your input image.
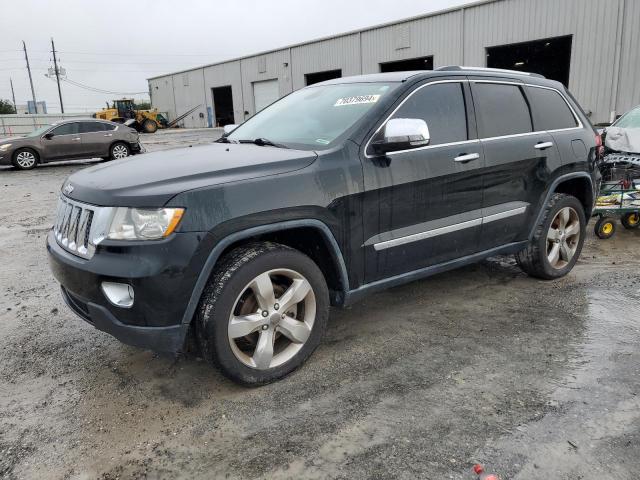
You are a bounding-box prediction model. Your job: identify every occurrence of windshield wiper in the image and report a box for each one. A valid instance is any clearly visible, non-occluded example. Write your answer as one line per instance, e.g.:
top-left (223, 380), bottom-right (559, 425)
top-left (235, 138), bottom-right (289, 149)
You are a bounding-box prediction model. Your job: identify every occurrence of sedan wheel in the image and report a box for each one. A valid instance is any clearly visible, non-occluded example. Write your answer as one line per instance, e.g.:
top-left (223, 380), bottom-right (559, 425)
top-left (546, 206), bottom-right (581, 269)
top-left (229, 269), bottom-right (316, 370)
top-left (14, 150), bottom-right (37, 169)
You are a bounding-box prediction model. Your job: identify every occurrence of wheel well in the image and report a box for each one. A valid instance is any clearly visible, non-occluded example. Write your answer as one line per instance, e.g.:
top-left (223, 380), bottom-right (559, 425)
top-left (218, 227), bottom-right (345, 298)
top-left (554, 177), bottom-right (593, 215)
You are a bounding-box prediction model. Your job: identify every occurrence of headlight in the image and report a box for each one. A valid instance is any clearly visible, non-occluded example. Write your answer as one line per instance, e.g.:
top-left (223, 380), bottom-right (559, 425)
top-left (107, 207), bottom-right (184, 240)
top-left (0, 144), bottom-right (12, 151)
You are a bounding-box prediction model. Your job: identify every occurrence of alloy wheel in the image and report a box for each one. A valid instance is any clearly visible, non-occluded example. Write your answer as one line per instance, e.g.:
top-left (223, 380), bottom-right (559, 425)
top-left (112, 144), bottom-right (129, 159)
top-left (228, 269), bottom-right (316, 370)
top-left (16, 151), bottom-right (36, 168)
top-left (546, 207), bottom-right (581, 269)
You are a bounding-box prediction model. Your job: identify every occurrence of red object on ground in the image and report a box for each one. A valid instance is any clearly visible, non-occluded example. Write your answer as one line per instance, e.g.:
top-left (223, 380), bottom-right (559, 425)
top-left (473, 464), bottom-right (500, 479)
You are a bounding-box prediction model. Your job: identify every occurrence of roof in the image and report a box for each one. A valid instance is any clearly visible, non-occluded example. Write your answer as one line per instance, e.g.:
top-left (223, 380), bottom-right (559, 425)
top-left (147, 0), bottom-right (502, 81)
top-left (308, 67), bottom-right (557, 88)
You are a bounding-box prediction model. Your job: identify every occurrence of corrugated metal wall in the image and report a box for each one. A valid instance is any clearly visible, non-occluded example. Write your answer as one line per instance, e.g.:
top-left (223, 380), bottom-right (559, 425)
top-left (361, 10), bottom-right (463, 72)
top-left (290, 33), bottom-right (361, 90)
top-left (149, 0), bottom-right (640, 127)
top-left (616, 0), bottom-right (640, 115)
top-left (203, 61), bottom-right (244, 126)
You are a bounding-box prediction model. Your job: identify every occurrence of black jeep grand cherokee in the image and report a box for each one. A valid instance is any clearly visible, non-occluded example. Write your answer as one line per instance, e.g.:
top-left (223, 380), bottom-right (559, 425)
top-left (48, 67), bottom-right (600, 385)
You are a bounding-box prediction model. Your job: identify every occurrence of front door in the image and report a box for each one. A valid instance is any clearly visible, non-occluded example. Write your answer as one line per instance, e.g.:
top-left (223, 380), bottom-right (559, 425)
top-left (361, 80), bottom-right (485, 283)
top-left (42, 122), bottom-right (83, 161)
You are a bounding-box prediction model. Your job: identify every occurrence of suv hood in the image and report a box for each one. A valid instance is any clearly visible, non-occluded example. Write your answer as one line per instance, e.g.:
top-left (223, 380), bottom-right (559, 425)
top-left (64, 143), bottom-right (318, 207)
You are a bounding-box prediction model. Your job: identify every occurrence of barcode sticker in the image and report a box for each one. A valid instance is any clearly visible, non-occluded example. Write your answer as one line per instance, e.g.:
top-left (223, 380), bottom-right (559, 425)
top-left (334, 95), bottom-right (381, 106)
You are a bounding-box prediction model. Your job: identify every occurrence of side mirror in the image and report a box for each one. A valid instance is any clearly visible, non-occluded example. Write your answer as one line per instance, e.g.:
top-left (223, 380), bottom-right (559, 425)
top-left (223, 124), bottom-right (238, 135)
top-left (372, 118), bottom-right (430, 154)
top-left (43, 132), bottom-right (54, 140)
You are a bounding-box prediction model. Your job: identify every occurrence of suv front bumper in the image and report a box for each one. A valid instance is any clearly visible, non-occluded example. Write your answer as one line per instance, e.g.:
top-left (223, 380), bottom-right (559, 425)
top-left (47, 229), bottom-right (205, 353)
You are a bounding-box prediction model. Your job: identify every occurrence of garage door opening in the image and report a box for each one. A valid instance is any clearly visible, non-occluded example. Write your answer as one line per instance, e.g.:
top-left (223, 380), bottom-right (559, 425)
top-left (379, 56), bottom-right (433, 72)
top-left (305, 69), bottom-right (342, 86)
top-left (211, 86), bottom-right (234, 127)
top-left (252, 79), bottom-right (280, 114)
top-left (486, 35), bottom-right (573, 87)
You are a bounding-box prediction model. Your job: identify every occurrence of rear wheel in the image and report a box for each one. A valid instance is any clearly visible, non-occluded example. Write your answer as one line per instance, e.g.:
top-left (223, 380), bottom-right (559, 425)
top-left (141, 119), bottom-right (158, 134)
top-left (12, 148), bottom-right (38, 170)
top-left (110, 142), bottom-right (130, 160)
top-left (594, 217), bottom-right (617, 239)
top-left (621, 212), bottom-right (640, 230)
top-left (516, 193), bottom-right (586, 279)
top-left (196, 242), bottom-right (329, 386)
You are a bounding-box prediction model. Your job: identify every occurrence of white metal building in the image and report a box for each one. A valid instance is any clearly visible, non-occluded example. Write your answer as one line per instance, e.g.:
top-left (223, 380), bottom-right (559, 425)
top-left (148, 0), bottom-right (640, 128)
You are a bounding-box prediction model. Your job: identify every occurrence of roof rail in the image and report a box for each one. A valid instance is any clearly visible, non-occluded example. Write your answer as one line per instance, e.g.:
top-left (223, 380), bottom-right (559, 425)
top-left (436, 66), bottom-right (546, 79)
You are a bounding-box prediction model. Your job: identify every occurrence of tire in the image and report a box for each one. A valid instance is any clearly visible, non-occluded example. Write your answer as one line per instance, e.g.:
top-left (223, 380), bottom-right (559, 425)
top-left (12, 148), bottom-right (38, 170)
top-left (595, 217), bottom-right (617, 239)
top-left (109, 142), bottom-right (130, 160)
top-left (621, 212), bottom-right (640, 230)
top-left (516, 193), bottom-right (586, 280)
top-left (141, 119), bottom-right (158, 134)
top-left (196, 242), bottom-right (329, 386)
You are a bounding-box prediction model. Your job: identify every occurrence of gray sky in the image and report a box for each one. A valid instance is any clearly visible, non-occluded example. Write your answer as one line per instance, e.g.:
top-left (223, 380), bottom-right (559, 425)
top-left (1, 0), bottom-right (469, 113)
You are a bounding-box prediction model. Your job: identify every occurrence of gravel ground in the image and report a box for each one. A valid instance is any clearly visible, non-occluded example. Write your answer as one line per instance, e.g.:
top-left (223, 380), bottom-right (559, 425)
top-left (1, 128), bottom-right (639, 479)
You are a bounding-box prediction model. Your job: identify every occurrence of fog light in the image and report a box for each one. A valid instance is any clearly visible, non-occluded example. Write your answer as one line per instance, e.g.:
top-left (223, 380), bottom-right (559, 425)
top-left (101, 282), bottom-right (134, 308)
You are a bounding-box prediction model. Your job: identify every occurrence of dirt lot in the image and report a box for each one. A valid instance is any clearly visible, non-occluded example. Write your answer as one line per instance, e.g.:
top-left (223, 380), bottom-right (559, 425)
top-left (1, 128), bottom-right (639, 479)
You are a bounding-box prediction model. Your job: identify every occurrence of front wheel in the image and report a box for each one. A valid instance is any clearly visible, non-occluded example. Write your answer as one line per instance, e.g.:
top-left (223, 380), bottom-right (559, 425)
top-left (595, 217), bottom-right (617, 239)
top-left (12, 148), bottom-right (38, 170)
top-left (109, 142), bottom-right (130, 160)
top-left (516, 193), bottom-right (586, 280)
top-left (196, 242), bottom-right (329, 386)
top-left (141, 119), bottom-right (158, 134)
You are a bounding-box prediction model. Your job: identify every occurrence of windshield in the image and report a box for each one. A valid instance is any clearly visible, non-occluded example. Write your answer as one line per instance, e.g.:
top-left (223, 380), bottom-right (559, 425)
top-left (26, 125), bottom-right (54, 137)
top-left (614, 107), bottom-right (640, 129)
top-left (227, 82), bottom-right (399, 149)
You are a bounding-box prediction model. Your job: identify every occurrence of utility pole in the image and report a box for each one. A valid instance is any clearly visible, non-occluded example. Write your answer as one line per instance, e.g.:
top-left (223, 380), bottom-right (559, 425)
top-left (51, 37), bottom-right (64, 113)
top-left (9, 78), bottom-right (17, 113)
top-left (22, 41), bottom-right (38, 114)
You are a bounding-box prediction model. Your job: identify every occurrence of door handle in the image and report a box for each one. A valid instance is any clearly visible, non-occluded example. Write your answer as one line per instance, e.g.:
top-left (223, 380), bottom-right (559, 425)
top-left (535, 141), bottom-right (554, 150)
top-left (71, 137), bottom-right (81, 142)
top-left (104, 133), bottom-right (113, 137)
top-left (454, 153), bottom-right (480, 163)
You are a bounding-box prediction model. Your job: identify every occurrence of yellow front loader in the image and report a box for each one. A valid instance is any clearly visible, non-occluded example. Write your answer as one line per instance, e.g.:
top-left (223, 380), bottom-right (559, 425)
top-left (94, 99), bottom-right (168, 133)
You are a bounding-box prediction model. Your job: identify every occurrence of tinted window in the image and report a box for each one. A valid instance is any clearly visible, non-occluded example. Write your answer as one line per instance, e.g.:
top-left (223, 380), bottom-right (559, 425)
top-left (104, 123), bottom-right (117, 131)
top-left (473, 83), bottom-right (532, 138)
top-left (389, 82), bottom-right (468, 145)
top-left (79, 122), bottom-right (106, 133)
top-left (528, 87), bottom-right (578, 130)
top-left (51, 123), bottom-right (80, 136)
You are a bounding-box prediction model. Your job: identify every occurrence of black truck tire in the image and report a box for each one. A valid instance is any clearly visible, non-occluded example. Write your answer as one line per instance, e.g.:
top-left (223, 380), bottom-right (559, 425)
top-left (516, 193), bottom-right (586, 280)
top-left (141, 119), bottom-right (158, 134)
top-left (196, 242), bottom-right (329, 386)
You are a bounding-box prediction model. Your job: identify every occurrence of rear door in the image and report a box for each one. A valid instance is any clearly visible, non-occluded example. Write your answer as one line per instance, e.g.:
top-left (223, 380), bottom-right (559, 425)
top-left (79, 121), bottom-right (111, 158)
top-left (361, 79), bottom-right (485, 283)
top-left (42, 122), bottom-right (83, 161)
top-left (525, 85), bottom-right (585, 167)
top-left (470, 79), bottom-right (562, 251)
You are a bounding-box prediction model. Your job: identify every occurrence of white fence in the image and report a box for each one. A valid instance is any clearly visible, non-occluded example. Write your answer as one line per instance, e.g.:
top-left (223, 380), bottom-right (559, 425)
top-left (0, 113), bottom-right (91, 136)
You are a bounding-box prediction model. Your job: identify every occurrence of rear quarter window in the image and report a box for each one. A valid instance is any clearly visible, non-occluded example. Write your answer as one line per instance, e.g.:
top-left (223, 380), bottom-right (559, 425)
top-left (472, 83), bottom-right (533, 139)
top-left (527, 86), bottom-right (579, 131)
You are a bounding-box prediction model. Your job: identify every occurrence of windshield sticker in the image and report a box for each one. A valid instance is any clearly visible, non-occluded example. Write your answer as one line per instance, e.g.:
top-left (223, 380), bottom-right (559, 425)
top-left (334, 95), bottom-right (381, 107)
top-left (315, 138), bottom-right (330, 145)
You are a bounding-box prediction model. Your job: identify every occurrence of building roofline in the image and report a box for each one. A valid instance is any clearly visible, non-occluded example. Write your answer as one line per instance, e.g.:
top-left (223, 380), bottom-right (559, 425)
top-left (147, 0), bottom-right (501, 81)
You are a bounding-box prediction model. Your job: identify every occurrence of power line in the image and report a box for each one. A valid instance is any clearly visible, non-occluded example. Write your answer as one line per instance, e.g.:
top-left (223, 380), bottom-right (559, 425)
top-left (47, 75), bottom-right (147, 95)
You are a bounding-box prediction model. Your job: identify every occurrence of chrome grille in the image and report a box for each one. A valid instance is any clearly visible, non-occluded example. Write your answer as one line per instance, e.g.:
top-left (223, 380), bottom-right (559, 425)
top-left (53, 196), bottom-right (101, 259)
